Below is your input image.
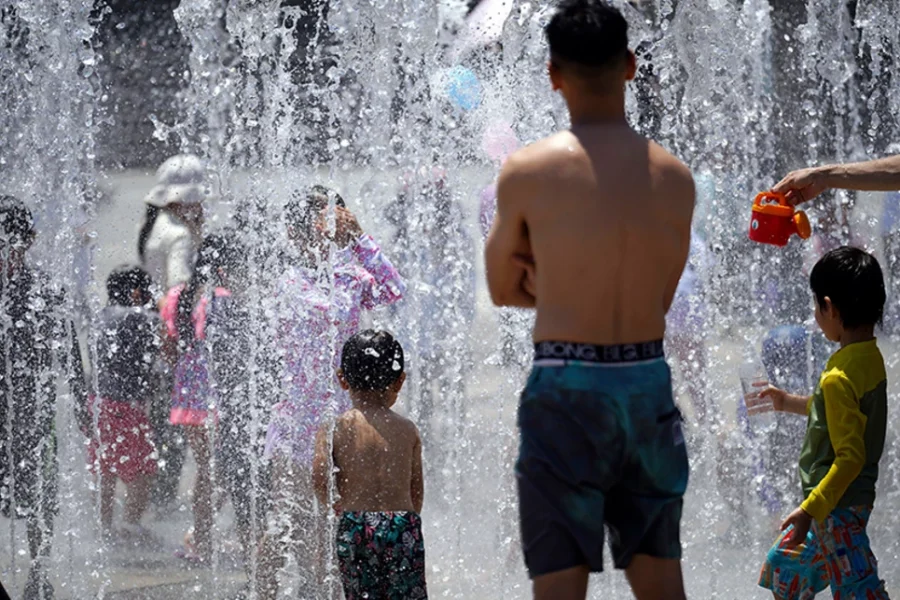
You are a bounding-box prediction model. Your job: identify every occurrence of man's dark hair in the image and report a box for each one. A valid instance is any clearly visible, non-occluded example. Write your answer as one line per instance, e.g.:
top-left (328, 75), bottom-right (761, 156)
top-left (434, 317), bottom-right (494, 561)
top-left (545, 0), bottom-right (629, 69)
top-left (0, 194), bottom-right (35, 246)
top-left (340, 330), bottom-right (405, 392)
top-left (809, 246), bottom-right (885, 329)
top-left (107, 265), bottom-right (153, 307)
top-left (285, 185), bottom-right (346, 233)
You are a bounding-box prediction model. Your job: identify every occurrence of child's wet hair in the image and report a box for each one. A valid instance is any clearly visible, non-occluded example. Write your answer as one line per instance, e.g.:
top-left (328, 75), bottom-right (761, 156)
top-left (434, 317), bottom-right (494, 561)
top-left (107, 265), bottom-right (153, 306)
top-left (285, 185), bottom-right (346, 233)
top-left (341, 330), bottom-right (405, 392)
top-left (810, 246), bottom-right (885, 329)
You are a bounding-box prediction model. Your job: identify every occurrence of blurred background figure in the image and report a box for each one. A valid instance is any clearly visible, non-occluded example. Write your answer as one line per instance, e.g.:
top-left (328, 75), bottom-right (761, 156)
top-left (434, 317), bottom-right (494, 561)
top-left (163, 235), bottom-right (233, 563)
top-left (137, 154), bottom-right (208, 515)
top-left (87, 265), bottom-right (160, 544)
top-left (385, 168), bottom-right (476, 454)
top-left (666, 230), bottom-right (715, 428)
top-left (0, 195), bottom-right (86, 600)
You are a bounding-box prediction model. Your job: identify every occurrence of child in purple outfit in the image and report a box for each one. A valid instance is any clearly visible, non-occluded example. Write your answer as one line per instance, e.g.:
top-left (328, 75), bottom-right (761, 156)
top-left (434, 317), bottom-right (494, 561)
top-left (257, 186), bottom-right (405, 600)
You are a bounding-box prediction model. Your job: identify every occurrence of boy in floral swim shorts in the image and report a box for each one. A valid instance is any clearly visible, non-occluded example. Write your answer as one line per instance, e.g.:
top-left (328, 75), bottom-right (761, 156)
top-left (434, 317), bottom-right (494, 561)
top-left (313, 330), bottom-right (426, 599)
top-left (747, 247), bottom-right (891, 599)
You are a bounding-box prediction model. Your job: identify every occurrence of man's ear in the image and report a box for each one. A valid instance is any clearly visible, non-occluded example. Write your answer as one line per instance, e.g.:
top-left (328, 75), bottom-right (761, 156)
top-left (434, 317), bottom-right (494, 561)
top-left (548, 60), bottom-right (563, 92)
top-left (336, 369), bottom-right (350, 391)
top-left (625, 50), bottom-right (637, 81)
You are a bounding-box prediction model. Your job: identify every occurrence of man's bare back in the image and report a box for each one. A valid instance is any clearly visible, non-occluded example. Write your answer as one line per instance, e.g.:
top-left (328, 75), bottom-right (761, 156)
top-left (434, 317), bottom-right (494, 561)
top-left (490, 123), bottom-right (694, 345)
top-left (331, 406), bottom-right (423, 513)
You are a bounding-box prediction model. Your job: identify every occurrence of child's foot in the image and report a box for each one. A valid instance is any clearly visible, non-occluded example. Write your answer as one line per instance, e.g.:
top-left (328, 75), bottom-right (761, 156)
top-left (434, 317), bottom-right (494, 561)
top-left (174, 546), bottom-right (211, 567)
top-left (118, 523), bottom-right (165, 549)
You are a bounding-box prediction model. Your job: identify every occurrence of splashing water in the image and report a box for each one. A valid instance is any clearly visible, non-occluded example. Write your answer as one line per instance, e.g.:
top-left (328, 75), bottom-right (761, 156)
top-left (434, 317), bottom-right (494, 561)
top-left (2, 0), bottom-right (900, 598)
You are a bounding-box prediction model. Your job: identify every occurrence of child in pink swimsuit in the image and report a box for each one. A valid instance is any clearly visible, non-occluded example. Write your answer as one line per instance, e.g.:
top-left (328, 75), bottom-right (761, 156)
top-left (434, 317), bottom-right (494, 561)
top-left (162, 234), bottom-right (243, 563)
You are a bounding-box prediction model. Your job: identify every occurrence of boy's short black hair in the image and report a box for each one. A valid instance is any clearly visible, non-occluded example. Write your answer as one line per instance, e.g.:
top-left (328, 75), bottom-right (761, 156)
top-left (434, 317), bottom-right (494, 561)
top-left (545, 0), bottom-right (629, 69)
top-left (285, 185), bottom-right (346, 232)
top-left (809, 246), bottom-right (885, 329)
top-left (341, 330), bottom-right (405, 392)
top-left (107, 265), bottom-right (153, 306)
top-left (0, 194), bottom-right (35, 246)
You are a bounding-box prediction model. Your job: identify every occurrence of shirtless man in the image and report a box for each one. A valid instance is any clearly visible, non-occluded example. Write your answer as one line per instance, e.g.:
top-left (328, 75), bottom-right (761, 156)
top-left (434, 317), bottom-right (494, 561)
top-left (313, 330), bottom-right (426, 600)
top-left (484, 2), bottom-right (695, 599)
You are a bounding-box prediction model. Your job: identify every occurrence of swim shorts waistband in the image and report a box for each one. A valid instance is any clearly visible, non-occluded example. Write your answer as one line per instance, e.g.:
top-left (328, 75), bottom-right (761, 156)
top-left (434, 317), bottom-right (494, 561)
top-left (534, 340), bottom-right (665, 365)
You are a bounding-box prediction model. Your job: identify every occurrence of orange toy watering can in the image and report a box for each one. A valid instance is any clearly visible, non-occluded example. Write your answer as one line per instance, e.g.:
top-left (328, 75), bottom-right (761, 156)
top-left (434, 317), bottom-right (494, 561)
top-left (748, 191), bottom-right (811, 247)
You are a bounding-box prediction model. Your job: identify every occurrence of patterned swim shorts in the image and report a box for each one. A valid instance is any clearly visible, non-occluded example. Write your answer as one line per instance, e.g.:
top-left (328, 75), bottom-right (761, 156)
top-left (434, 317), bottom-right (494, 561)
top-left (337, 511), bottom-right (427, 600)
top-left (759, 506), bottom-right (889, 600)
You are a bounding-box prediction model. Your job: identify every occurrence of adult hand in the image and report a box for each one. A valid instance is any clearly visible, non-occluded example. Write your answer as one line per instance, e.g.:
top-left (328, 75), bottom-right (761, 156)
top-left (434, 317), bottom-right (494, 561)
top-left (780, 506), bottom-right (813, 549)
top-left (326, 206), bottom-right (364, 247)
top-left (772, 167), bottom-right (830, 206)
top-left (512, 253), bottom-right (536, 298)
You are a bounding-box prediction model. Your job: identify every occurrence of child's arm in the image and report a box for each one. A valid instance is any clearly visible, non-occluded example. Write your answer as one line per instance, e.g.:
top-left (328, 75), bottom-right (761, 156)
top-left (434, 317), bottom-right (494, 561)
top-left (752, 386), bottom-right (810, 415)
top-left (800, 373), bottom-right (867, 522)
top-left (354, 233), bottom-right (406, 310)
top-left (411, 431), bottom-right (424, 514)
top-left (312, 425), bottom-right (333, 508)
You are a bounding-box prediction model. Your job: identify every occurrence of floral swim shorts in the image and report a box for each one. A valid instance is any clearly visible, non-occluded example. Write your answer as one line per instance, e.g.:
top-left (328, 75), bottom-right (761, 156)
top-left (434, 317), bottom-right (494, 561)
top-left (759, 506), bottom-right (889, 600)
top-left (337, 511), bottom-right (427, 600)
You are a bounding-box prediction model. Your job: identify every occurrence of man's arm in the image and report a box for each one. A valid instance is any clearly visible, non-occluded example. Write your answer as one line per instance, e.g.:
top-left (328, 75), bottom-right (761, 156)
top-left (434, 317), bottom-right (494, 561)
top-left (662, 170), bottom-right (695, 313)
top-left (485, 154), bottom-right (535, 308)
top-left (774, 155), bottom-right (900, 205)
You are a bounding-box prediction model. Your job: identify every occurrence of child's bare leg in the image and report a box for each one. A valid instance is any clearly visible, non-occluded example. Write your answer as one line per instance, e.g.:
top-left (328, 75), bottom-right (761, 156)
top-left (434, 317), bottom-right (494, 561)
top-left (123, 475), bottom-right (151, 526)
top-left (256, 531), bottom-right (286, 600)
top-left (533, 566), bottom-right (589, 600)
top-left (100, 472), bottom-right (116, 534)
top-left (256, 454), bottom-right (303, 600)
top-left (186, 425), bottom-right (213, 560)
top-left (624, 555), bottom-right (687, 600)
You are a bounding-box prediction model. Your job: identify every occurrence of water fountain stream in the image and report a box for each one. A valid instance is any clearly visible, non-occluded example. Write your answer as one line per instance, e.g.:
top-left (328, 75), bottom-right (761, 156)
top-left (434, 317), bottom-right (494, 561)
top-left (2, 0), bottom-right (900, 598)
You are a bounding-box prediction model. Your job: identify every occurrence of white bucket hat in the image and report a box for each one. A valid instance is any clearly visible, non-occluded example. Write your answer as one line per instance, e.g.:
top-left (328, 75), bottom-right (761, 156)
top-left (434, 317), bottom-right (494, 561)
top-left (144, 154), bottom-right (211, 207)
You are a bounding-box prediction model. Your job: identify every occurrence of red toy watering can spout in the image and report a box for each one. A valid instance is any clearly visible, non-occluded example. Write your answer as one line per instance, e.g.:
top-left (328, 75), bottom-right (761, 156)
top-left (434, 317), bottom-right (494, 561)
top-left (748, 191), bottom-right (811, 247)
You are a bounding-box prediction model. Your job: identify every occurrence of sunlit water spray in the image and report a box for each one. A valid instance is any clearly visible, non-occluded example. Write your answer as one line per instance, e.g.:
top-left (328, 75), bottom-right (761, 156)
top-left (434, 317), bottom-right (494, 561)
top-left (3, 0), bottom-right (900, 598)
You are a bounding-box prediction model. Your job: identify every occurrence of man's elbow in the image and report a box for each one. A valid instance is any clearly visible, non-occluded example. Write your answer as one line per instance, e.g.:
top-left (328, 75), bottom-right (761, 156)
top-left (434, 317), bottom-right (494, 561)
top-left (488, 284), bottom-right (512, 307)
top-left (489, 286), bottom-right (532, 308)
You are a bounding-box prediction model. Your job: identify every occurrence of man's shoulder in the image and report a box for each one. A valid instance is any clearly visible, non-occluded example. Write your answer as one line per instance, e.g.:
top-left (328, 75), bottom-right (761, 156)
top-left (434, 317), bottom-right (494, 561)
top-left (648, 143), bottom-right (694, 189)
top-left (503, 132), bottom-right (575, 170)
top-left (496, 134), bottom-right (581, 204)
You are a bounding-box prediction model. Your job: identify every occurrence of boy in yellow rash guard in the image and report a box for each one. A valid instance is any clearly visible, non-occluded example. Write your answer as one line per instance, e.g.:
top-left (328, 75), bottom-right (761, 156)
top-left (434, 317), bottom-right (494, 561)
top-left (747, 246), bottom-right (890, 600)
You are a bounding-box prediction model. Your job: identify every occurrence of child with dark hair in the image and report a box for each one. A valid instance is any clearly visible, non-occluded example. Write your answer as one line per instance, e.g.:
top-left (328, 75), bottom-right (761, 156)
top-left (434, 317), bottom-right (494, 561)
top-left (88, 265), bottom-right (160, 540)
top-left (312, 330), bottom-right (426, 600)
top-left (748, 246), bottom-right (890, 599)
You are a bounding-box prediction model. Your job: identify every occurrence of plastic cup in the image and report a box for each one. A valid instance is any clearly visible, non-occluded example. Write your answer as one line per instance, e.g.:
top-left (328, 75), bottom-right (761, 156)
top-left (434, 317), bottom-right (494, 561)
top-left (740, 362), bottom-right (776, 432)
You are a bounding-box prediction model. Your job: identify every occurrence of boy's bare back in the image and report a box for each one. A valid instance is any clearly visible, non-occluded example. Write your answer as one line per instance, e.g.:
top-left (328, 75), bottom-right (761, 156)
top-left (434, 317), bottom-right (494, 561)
top-left (331, 406), bottom-right (423, 513)
top-left (497, 124), bottom-right (694, 344)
